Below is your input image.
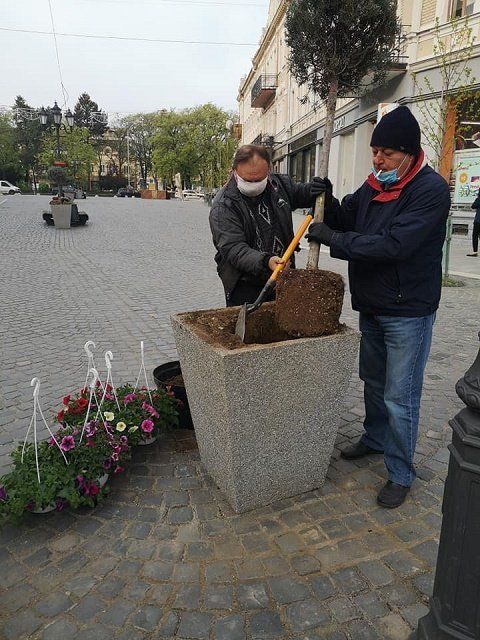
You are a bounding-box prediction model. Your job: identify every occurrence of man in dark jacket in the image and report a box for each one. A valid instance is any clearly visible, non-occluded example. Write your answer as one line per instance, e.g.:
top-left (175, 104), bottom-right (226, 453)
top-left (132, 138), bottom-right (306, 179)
top-left (467, 194), bottom-right (480, 256)
top-left (307, 106), bottom-right (451, 508)
top-left (209, 144), bottom-right (323, 306)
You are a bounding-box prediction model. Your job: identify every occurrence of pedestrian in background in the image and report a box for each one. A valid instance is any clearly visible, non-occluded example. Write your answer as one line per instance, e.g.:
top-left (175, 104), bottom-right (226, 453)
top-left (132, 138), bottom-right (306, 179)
top-left (467, 193), bottom-right (480, 257)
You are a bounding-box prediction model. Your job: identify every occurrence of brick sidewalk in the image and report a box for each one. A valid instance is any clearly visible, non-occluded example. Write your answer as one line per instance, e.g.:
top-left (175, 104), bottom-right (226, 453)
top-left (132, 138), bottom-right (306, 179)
top-left (1, 196), bottom-right (479, 639)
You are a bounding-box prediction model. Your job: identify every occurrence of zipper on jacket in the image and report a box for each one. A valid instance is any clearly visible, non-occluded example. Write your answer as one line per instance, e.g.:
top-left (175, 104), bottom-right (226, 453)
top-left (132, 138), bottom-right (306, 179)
top-left (394, 266), bottom-right (403, 303)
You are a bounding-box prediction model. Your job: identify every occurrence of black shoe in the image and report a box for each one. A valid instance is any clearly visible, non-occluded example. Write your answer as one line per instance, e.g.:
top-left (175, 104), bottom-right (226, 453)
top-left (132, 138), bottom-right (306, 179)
top-left (377, 481), bottom-right (410, 509)
top-left (340, 440), bottom-right (384, 460)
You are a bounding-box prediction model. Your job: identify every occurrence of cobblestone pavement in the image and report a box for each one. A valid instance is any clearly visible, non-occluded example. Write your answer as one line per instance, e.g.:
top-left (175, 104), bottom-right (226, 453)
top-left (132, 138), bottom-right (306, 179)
top-left (1, 196), bottom-right (480, 640)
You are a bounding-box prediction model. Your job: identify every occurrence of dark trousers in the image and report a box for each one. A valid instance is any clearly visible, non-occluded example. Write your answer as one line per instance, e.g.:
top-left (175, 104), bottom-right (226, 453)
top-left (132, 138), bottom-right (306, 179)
top-left (472, 221), bottom-right (480, 253)
top-left (226, 280), bottom-right (275, 307)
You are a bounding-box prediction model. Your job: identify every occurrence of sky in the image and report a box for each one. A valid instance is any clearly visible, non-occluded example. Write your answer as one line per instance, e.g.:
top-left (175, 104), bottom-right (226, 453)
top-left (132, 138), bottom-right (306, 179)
top-left (0, 0), bottom-right (269, 117)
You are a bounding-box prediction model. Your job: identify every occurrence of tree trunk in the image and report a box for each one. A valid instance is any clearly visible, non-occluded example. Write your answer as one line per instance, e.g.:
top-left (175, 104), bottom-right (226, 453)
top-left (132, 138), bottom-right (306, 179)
top-left (306, 79), bottom-right (338, 270)
top-left (32, 168), bottom-right (37, 195)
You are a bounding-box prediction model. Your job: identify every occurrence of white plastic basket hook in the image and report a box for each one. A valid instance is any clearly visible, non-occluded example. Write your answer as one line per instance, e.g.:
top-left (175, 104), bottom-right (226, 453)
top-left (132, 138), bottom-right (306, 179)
top-left (83, 340), bottom-right (104, 391)
top-left (80, 367), bottom-right (103, 442)
top-left (96, 350), bottom-right (121, 415)
top-left (22, 377), bottom-right (68, 484)
top-left (133, 340), bottom-right (153, 406)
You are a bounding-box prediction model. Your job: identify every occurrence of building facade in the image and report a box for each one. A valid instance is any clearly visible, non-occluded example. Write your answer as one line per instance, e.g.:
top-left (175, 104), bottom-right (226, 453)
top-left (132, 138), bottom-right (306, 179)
top-left (238, 0), bottom-right (480, 232)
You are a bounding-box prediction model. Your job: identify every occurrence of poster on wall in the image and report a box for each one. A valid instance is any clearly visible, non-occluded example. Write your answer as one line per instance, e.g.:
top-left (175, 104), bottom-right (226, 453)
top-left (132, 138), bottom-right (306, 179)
top-left (453, 150), bottom-right (480, 204)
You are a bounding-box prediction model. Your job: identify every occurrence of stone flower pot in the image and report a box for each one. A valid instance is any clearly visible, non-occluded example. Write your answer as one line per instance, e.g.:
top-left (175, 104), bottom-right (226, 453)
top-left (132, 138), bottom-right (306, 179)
top-left (171, 309), bottom-right (360, 513)
top-left (51, 204), bottom-right (72, 229)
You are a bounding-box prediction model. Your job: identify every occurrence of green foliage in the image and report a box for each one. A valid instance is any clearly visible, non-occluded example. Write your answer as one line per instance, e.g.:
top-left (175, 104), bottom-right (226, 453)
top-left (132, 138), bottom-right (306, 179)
top-left (99, 175), bottom-right (127, 191)
top-left (285, 0), bottom-right (401, 101)
top-left (41, 127), bottom-right (96, 185)
top-left (151, 104), bottom-right (237, 188)
top-left (12, 95), bottom-right (43, 182)
top-left (0, 113), bottom-right (22, 182)
top-left (119, 113), bottom-right (158, 185)
top-left (38, 183), bottom-right (51, 194)
top-left (48, 166), bottom-right (67, 186)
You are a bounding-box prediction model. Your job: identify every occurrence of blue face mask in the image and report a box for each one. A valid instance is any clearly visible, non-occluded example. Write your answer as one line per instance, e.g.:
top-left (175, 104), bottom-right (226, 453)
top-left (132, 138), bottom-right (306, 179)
top-left (372, 154), bottom-right (410, 187)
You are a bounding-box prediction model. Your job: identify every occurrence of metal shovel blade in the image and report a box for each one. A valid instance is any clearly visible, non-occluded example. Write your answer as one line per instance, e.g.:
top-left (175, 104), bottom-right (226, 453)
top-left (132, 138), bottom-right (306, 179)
top-left (235, 303), bottom-right (248, 342)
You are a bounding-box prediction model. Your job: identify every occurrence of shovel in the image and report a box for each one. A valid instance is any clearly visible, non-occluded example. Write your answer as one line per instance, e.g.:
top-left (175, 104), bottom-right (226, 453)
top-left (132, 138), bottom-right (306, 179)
top-left (235, 213), bottom-right (313, 342)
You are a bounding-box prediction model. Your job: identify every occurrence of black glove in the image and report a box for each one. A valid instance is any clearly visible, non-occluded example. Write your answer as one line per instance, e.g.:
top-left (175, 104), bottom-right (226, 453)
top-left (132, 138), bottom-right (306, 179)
top-left (305, 221), bottom-right (336, 246)
top-left (310, 177), bottom-right (333, 199)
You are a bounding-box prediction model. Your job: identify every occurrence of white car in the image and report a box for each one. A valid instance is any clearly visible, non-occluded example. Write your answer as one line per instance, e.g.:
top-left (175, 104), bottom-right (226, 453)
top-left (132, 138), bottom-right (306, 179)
top-left (0, 180), bottom-right (21, 194)
top-left (182, 189), bottom-right (203, 200)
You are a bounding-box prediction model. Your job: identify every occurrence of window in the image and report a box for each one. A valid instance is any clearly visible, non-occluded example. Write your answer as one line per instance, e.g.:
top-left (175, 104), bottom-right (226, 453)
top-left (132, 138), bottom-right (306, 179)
top-left (452, 0), bottom-right (475, 17)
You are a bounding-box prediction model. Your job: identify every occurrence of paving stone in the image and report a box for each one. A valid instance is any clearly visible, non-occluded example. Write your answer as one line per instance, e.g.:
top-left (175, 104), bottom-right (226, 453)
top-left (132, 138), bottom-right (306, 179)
top-left (291, 554), bottom-right (322, 575)
top-left (213, 614), bottom-right (246, 640)
top-left (374, 612), bottom-right (413, 639)
top-left (186, 541), bottom-right (213, 560)
top-left (173, 584), bottom-right (202, 609)
top-left (164, 490), bottom-right (190, 507)
top-left (158, 611), bottom-right (179, 636)
top-left (205, 561), bottom-right (235, 583)
top-left (205, 584), bottom-right (234, 609)
top-left (71, 594), bottom-right (106, 621)
top-left (267, 576), bottom-right (311, 604)
top-left (275, 532), bottom-right (305, 554)
top-left (142, 560), bottom-right (174, 581)
top-left (331, 566), bottom-right (368, 594)
top-left (168, 506), bottom-right (194, 524)
top-left (328, 596), bottom-right (361, 623)
top-left (286, 598), bottom-right (330, 631)
top-left (249, 610), bottom-right (283, 638)
top-left (172, 562), bottom-right (200, 582)
top-left (236, 558), bottom-right (265, 580)
top-left (357, 560), bottom-right (394, 587)
top-left (73, 623), bottom-right (113, 640)
top-left (309, 575), bottom-right (336, 600)
top-left (36, 592), bottom-right (72, 617)
top-left (237, 583), bottom-right (270, 609)
top-left (261, 555), bottom-right (291, 576)
top-left (41, 618), bottom-right (79, 640)
top-left (400, 602), bottom-right (430, 628)
top-left (343, 620), bottom-right (381, 639)
top-left (411, 539), bottom-right (439, 567)
top-left (156, 541), bottom-right (185, 562)
top-left (381, 582), bottom-right (418, 608)
top-left (384, 550), bottom-right (425, 577)
top-left (131, 605), bottom-right (163, 631)
top-left (177, 611), bottom-right (213, 639)
top-left (2, 583), bottom-right (36, 612)
top-left (412, 571), bottom-right (435, 598)
top-left (2, 610), bottom-right (43, 640)
top-left (99, 599), bottom-right (135, 626)
top-left (353, 591), bottom-right (390, 618)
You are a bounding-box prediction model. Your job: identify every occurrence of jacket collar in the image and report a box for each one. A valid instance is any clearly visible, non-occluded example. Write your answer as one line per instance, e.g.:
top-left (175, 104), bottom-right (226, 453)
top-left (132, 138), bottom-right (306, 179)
top-left (367, 150), bottom-right (427, 202)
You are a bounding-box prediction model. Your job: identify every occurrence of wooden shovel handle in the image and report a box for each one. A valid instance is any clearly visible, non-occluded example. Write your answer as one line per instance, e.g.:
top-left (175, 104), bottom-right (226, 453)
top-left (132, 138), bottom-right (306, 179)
top-left (270, 214), bottom-right (313, 283)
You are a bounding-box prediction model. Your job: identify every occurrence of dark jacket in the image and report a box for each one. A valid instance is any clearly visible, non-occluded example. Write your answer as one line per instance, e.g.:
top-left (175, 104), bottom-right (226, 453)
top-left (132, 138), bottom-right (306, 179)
top-left (326, 164), bottom-right (451, 317)
top-left (472, 195), bottom-right (480, 224)
top-left (209, 173), bottom-right (314, 300)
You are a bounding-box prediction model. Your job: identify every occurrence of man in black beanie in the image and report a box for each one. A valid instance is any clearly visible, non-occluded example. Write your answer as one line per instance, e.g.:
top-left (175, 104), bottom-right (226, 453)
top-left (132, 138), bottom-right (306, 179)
top-left (307, 106), bottom-right (451, 508)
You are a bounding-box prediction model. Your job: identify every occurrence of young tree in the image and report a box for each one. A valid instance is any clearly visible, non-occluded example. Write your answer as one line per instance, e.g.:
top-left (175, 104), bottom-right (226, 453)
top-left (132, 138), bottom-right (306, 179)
top-left (412, 17), bottom-right (476, 173)
top-left (40, 127), bottom-right (96, 187)
top-left (0, 113), bottom-right (22, 182)
top-left (285, 0), bottom-right (401, 267)
top-left (120, 113), bottom-right (159, 188)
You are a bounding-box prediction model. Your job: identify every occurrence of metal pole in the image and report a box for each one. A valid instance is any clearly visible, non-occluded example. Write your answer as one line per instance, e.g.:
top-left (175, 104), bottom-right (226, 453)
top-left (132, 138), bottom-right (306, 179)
top-left (415, 331), bottom-right (480, 640)
top-left (127, 133), bottom-right (131, 187)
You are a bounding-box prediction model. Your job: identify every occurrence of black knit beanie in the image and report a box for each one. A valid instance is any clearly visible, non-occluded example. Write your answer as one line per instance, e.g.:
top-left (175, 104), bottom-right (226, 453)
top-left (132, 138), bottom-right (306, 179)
top-left (370, 106), bottom-right (421, 155)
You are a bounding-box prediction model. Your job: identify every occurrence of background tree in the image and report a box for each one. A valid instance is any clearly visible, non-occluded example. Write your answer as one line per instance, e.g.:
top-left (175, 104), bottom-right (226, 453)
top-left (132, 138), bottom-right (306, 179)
top-left (120, 113), bottom-right (159, 188)
top-left (12, 95), bottom-right (44, 190)
top-left (285, 0), bottom-right (401, 267)
top-left (0, 113), bottom-right (22, 183)
top-left (73, 93), bottom-right (108, 137)
top-left (40, 127), bottom-right (96, 187)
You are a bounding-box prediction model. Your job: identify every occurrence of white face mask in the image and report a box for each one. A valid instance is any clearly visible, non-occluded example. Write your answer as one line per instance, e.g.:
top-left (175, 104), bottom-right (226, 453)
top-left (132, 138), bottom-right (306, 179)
top-left (234, 171), bottom-right (268, 198)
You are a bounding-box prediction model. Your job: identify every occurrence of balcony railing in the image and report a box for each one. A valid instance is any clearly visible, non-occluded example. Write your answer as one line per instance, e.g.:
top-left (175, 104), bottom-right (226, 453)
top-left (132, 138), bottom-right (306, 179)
top-left (251, 74), bottom-right (277, 109)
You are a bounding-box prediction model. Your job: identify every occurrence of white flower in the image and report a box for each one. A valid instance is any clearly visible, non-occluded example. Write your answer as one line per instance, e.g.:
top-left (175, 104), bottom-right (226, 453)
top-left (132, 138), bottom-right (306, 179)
top-left (104, 411), bottom-right (114, 422)
top-left (128, 425), bottom-right (139, 433)
top-left (116, 422), bottom-right (127, 432)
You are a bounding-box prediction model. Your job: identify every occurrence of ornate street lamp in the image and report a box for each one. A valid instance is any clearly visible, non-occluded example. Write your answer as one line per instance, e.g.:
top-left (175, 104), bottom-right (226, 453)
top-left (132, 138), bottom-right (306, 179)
top-left (51, 102), bottom-right (62, 158)
top-left (416, 332), bottom-right (480, 639)
top-left (65, 108), bottom-right (74, 129)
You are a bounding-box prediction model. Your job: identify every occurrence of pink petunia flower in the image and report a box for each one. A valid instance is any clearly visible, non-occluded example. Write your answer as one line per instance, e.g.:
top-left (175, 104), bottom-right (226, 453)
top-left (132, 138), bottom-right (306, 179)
top-left (120, 435), bottom-right (128, 446)
top-left (0, 486), bottom-right (7, 501)
top-left (124, 393), bottom-right (137, 405)
top-left (111, 452), bottom-right (119, 462)
top-left (141, 419), bottom-right (154, 434)
top-left (83, 481), bottom-right (99, 497)
top-left (103, 458), bottom-right (112, 471)
top-left (60, 435), bottom-right (75, 452)
top-left (142, 402), bottom-right (159, 418)
top-left (114, 465), bottom-right (124, 474)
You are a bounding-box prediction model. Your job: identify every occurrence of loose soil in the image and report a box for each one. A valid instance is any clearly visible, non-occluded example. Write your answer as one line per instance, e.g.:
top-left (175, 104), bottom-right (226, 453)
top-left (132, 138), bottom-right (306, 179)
top-left (276, 269), bottom-right (345, 338)
top-left (183, 295), bottom-right (345, 351)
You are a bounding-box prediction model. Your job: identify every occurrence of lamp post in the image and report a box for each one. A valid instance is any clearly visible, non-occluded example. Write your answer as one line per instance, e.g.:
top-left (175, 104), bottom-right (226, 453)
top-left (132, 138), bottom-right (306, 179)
top-left (416, 332), bottom-right (480, 639)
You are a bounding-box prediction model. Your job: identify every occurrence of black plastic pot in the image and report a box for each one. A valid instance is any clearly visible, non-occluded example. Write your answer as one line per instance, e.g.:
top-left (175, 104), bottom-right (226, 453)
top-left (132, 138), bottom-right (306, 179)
top-left (153, 361), bottom-right (194, 430)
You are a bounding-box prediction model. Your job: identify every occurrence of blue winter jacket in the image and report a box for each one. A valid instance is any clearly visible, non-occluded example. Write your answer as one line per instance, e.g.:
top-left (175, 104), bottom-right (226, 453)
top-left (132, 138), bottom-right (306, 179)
top-left (326, 164), bottom-right (451, 317)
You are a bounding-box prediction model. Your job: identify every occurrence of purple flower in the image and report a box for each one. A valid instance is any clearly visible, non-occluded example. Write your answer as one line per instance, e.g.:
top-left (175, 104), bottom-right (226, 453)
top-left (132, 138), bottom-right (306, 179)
top-left (103, 458), bottom-right (112, 471)
top-left (111, 452), bottom-right (119, 462)
top-left (141, 419), bottom-right (154, 434)
top-left (76, 474), bottom-right (85, 488)
top-left (60, 435), bottom-right (75, 452)
top-left (120, 435), bottom-right (128, 446)
top-left (124, 392), bottom-right (137, 405)
top-left (55, 498), bottom-right (67, 512)
top-left (0, 486), bottom-right (7, 502)
top-left (105, 392), bottom-right (114, 401)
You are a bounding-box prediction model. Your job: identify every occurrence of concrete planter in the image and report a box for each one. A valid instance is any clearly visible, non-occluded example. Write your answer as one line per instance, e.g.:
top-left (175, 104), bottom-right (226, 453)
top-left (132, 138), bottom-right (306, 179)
top-left (51, 204), bottom-right (72, 229)
top-left (171, 312), bottom-right (360, 513)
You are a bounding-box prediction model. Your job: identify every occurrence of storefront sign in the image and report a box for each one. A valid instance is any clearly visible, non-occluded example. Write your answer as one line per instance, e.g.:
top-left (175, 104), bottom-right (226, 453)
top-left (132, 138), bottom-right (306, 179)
top-left (453, 150), bottom-right (480, 204)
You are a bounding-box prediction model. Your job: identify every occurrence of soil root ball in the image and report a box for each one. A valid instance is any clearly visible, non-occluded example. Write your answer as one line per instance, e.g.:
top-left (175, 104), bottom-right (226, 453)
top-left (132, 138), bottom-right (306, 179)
top-left (276, 269), bottom-right (345, 338)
